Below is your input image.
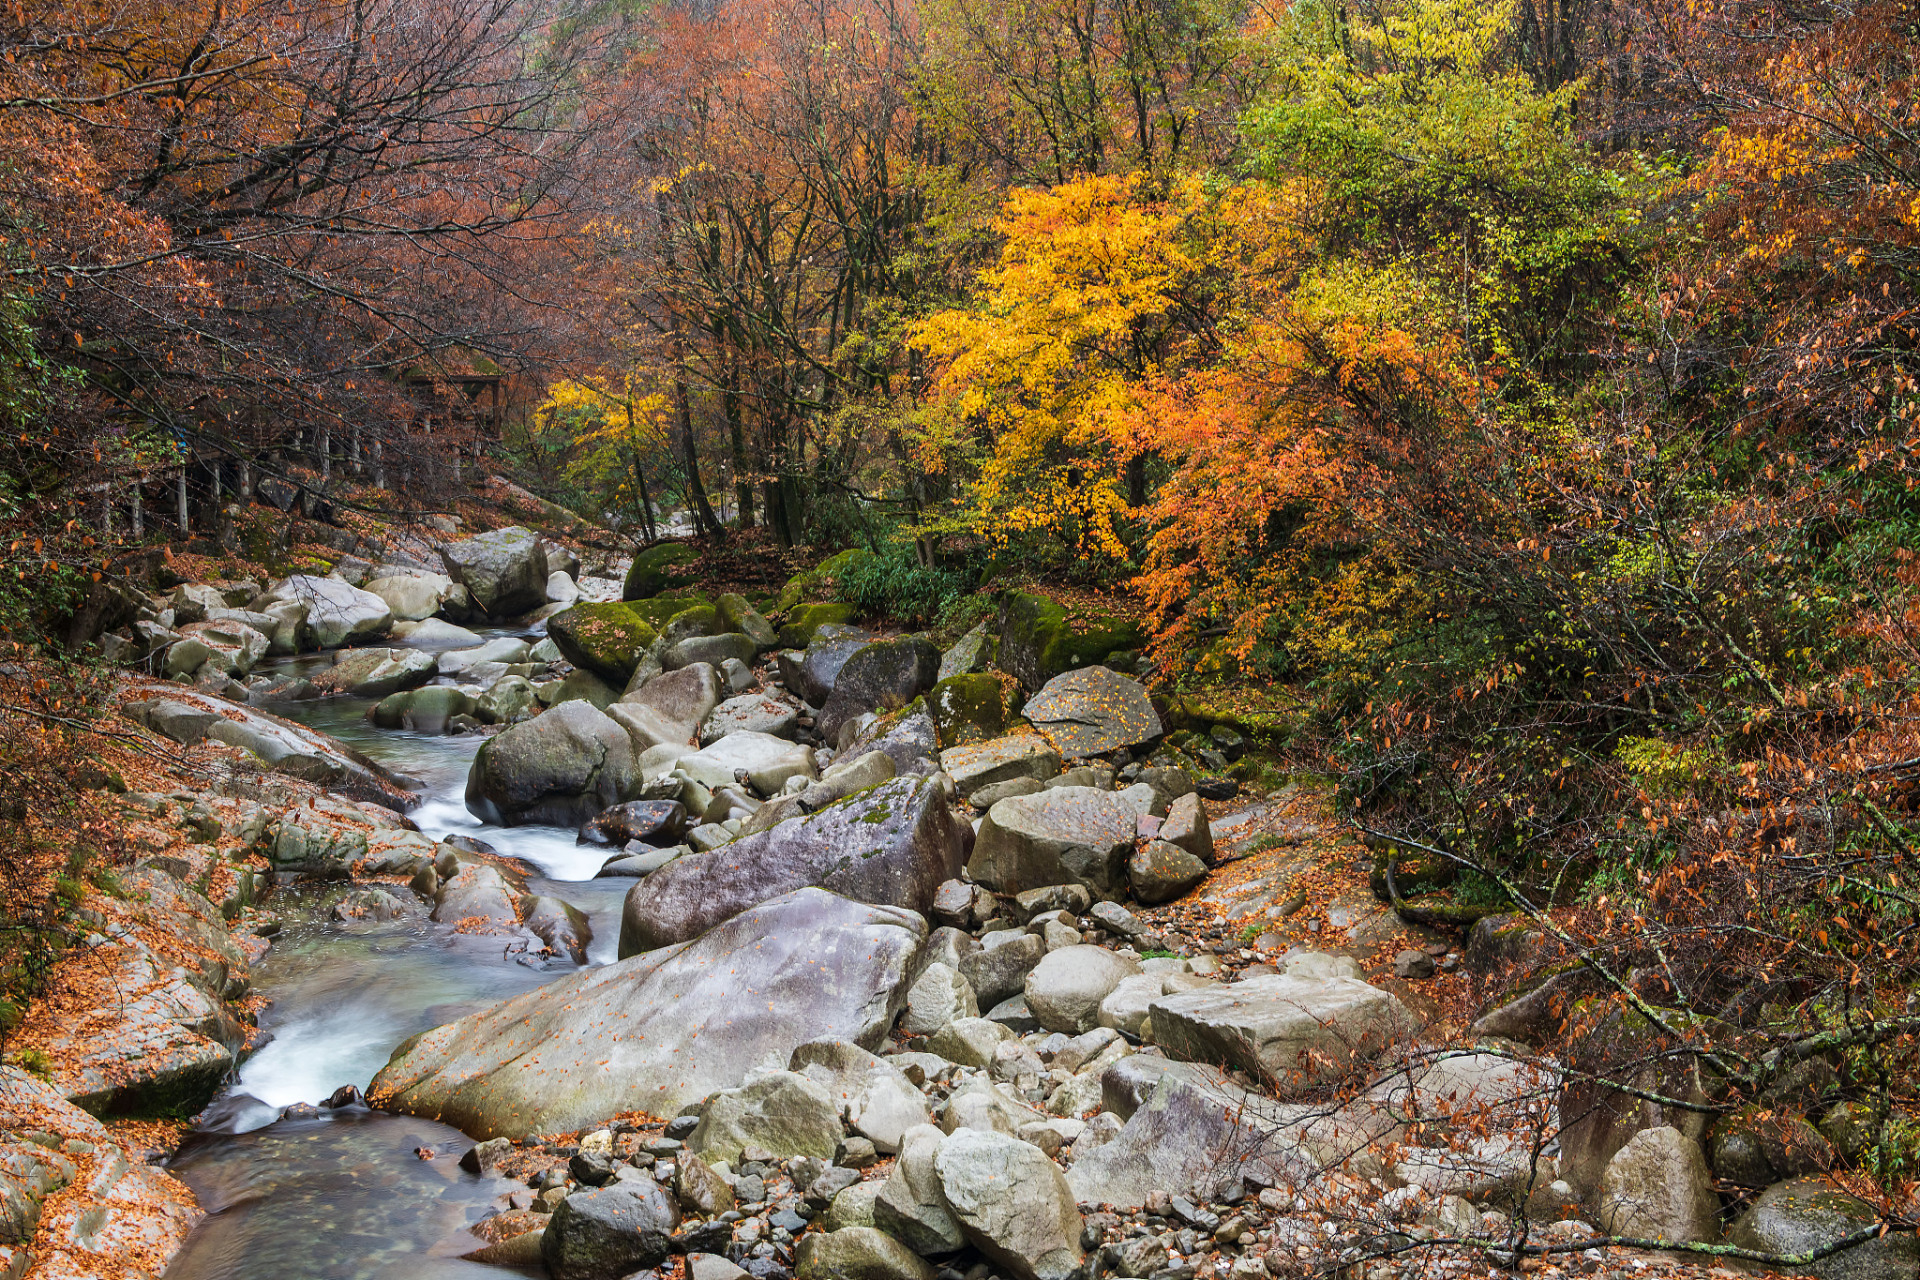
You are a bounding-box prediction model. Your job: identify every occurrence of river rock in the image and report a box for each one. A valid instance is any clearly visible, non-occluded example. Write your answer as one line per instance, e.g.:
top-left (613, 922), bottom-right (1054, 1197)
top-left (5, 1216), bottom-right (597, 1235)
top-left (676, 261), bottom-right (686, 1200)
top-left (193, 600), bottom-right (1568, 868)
top-left (817, 638), bottom-right (941, 742)
top-left (122, 683), bottom-right (416, 807)
top-left (782, 634), bottom-right (872, 706)
top-left (311, 647), bottom-right (436, 698)
top-left (548, 602), bottom-right (663, 685)
top-left (370, 685), bottom-right (476, 734)
top-left (939, 734), bottom-right (1062, 800)
top-left (1024, 947), bottom-right (1141, 1034)
top-left (395, 617), bottom-right (483, 648)
top-left (579, 799), bottom-right (688, 847)
top-left (689, 1071), bottom-right (843, 1163)
top-left (269, 574), bottom-right (395, 648)
top-left (664, 633), bottom-right (758, 671)
top-left (900, 962), bottom-right (978, 1035)
top-left (619, 774), bottom-right (964, 955)
top-left (476, 674), bottom-right (538, 725)
top-left (439, 526), bottom-right (550, 617)
top-left (363, 571), bottom-right (460, 622)
top-left (439, 637), bottom-right (533, 676)
top-left (1020, 667), bottom-right (1160, 759)
top-left (788, 1042), bottom-right (932, 1154)
top-left (1158, 792), bottom-right (1213, 864)
top-left (1726, 1176), bottom-right (1914, 1279)
top-left (371, 888), bottom-right (923, 1137)
top-left (1127, 839), bottom-right (1208, 904)
top-left (795, 1226), bottom-right (936, 1280)
top-left (873, 1124), bottom-right (966, 1253)
top-left (969, 786), bottom-right (1146, 900)
top-left (934, 1128), bottom-right (1085, 1280)
top-left (611, 663), bottom-right (724, 753)
top-left (959, 932), bottom-right (1047, 1009)
top-left (175, 619), bottom-right (270, 676)
top-left (465, 701), bottom-right (638, 826)
top-left (701, 692), bottom-right (800, 744)
top-left (541, 1180), bottom-right (678, 1280)
top-left (1148, 966), bottom-right (1414, 1095)
top-left (520, 895), bottom-right (592, 963)
top-left (1596, 1126), bottom-right (1717, 1244)
top-left (716, 593), bottom-right (779, 650)
top-left (939, 622), bottom-right (993, 681)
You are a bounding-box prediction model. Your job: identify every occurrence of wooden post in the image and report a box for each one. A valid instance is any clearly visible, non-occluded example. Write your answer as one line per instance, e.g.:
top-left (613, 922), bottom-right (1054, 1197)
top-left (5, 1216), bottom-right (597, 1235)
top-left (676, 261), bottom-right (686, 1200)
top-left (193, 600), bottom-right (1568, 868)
top-left (351, 425), bottom-right (362, 475)
top-left (374, 438), bottom-right (387, 490)
top-left (319, 427), bottom-right (332, 481)
top-left (177, 472), bottom-right (189, 533)
top-left (131, 482), bottom-right (143, 539)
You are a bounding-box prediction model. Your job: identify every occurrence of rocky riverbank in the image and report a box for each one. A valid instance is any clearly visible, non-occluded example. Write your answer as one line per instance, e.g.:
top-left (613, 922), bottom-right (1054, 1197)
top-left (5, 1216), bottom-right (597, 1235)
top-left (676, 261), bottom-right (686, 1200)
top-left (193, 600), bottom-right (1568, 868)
top-left (3, 512), bottom-right (1897, 1280)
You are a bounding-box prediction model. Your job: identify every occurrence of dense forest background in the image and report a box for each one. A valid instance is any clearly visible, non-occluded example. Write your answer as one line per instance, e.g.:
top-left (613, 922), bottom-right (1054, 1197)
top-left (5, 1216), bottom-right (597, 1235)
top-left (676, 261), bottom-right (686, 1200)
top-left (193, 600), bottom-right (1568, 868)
top-left (9, 0), bottom-right (1920, 1188)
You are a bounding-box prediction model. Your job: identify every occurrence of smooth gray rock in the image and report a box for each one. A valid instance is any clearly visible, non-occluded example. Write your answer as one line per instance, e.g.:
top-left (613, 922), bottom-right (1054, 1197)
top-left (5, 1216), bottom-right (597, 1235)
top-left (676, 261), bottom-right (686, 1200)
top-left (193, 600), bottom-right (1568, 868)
top-left (938, 622), bottom-right (992, 682)
top-left (940, 734), bottom-right (1062, 800)
top-left (960, 932), bottom-right (1047, 1008)
top-left (1020, 667), bottom-right (1160, 759)
top-left (788, 1041), bottom-right (932, 1153)
top-left (1726, 1177), bottom-right (1915, 1279)
top-left (969, 787), bottom-right (1147, 899)
top-left (370, 888), bottom-right (925, 1137)
top-left (1127, 839), bottom-right (1209, 905)
top-left (664, 633), bottom-right (758, 671)
top-left (439, 526), bottom-right (550, 617)
top-left (619, 775), bottom-right (966, 956)
top-left (874, 1124), bottom-right (965, 1254)
top-left (689, 1071), bottom-right (843, 1163)
top-left (364, 571), bottom-right (460, 622)
top-left (613, 663), bottom-right (723, 752)
top-left (794, 1227), bottom-right (936, 1280)
top-left (466, 701), bottom-right (638, 827)
top-left (1025, 946), bottom-right (1142, 1035)
top-left (1149, 970), bottom-right (1415, 1095)
top-left (1159, 792), bottom-right (1214, 865)
top-left (312, 646), bottom-right (437, 698)
top-left (934, 1128), bottom-right (1085, 1280)
top-left (701, 693), bottom-right (799, 744)
top-left (779, 634), bottom-right (871, 707)
top-left (900, 962), bottom-right (977, 1035)
top-left (1597, 1126), bottom-right (1718, 1244)
top-left (270, 574), bottom-right (395, 648)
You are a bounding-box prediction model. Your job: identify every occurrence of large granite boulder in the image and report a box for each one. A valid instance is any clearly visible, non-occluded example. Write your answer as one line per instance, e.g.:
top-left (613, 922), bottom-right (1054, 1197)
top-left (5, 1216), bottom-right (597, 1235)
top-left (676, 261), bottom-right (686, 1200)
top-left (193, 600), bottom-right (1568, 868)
top-left (1021, 667), bottom-right (1160, 759)
top-left (817, 638), bottom-right (941, 743)
top-left (1024, 947), bottom-right (1141, 1034)
top-left (269, 574), bottom-right (394, 648)
top-left (622, 543), bottom-right (701, 600)
top-left (934, 1129), bottom-right (1085, 1280)
top-left (465, 701), bottom-right (638, 826)
top-left (370, 888), bottom-right (925, 1137)
top-left (548, 602), bottom-right (663, 686)
top-left (968, 786), bottom-right (1149, 899)
top-left (310, 647), bottom-right (436, 698)
top-left (996, 593), bottom-right (1145, 692)
top-left (611, 663), bottom-right (724, 754)
top-left (362, 571), bottom-right (462, 622)
top-left (542, 1180), bottom-right (678, 1280)
top-left (619, 775), bottom-right (967, 955)
top-left (781, 633), bottom-right (872, 706)
top-left (939, 734), bottom-right (1062, 800)
top-left (439, 526), bottom-right (550, 616)
top-left (174, 619), bottom-right (269, 676)
top-left (1596, 1126), bottom-right (1718, 1245)
top-left (688, 1071), bottom-right (843, 1163)
top-left (1149, 958), bottom-right (1415, 1096)
top-left (1726, 1177), bottom-right (1916, 1279)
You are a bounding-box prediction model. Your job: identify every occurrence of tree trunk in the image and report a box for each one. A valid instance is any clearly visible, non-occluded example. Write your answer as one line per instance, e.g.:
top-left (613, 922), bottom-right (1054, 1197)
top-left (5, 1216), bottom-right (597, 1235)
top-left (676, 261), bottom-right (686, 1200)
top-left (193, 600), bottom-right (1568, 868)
top-left (725, 381), bottom-right (754, 529)
top-left (130, 482), bottom-right (143, 539)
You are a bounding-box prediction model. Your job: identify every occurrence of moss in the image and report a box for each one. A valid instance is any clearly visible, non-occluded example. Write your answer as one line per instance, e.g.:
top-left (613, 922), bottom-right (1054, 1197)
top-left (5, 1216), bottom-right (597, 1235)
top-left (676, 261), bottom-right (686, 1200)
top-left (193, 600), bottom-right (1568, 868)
top-left (777, 548), bottom-right (873, 612)
top-left (547, 601), bottom-right (662, 685)
top-left (996, 591), bottom-right (1146, 691)
top-left (618, 594), bottom-right (717, 631)
top-left (778, 601), bottom-right (858, 648)
top-left (927, 672), bottom-right (1025, 748)
top-left (622, 542), bottom-right (702, 600)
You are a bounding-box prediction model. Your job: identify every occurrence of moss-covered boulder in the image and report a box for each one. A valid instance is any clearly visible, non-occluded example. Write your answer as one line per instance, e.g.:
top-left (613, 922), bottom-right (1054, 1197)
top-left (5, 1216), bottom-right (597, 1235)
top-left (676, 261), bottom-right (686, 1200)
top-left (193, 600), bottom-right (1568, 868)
top-left (661, 604), bottom-right (723, 646)
top-left (622, 543), bottom-right (702, 601)
top-left (776, 548), bottom-right (872, 613)
top-left (778, 601), bottom-right (858, 648)
top-left (927, 673), bottom-right (1025, 749)
top-left (547, 602), bottom-right (662, 685)
top-left (997, 592), bottom-right (1146, 692)
top-left (718, 592), bottom-right (778, 650)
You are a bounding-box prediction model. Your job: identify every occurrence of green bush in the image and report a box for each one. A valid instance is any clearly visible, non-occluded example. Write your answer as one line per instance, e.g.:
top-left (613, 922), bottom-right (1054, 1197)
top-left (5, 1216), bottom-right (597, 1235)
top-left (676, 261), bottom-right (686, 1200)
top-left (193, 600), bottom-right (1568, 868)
top-left (837, 546), bottom-right (977, 626)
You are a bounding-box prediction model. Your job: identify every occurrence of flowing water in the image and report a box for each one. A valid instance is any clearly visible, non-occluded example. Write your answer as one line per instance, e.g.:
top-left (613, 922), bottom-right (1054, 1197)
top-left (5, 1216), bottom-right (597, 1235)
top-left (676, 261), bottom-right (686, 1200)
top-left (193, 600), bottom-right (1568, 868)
top-left (164, 632), bottom-right (625, 1280)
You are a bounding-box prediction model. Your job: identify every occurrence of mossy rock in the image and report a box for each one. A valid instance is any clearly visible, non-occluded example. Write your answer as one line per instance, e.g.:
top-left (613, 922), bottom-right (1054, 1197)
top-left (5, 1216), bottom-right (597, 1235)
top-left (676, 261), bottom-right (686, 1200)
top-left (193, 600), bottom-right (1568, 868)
top-left (660, 604), bottom-right (723, 646)
top-left (996, 591), bottom-right (1146, 692)
top-left (776, 548), bottom-right (873, 612)
top-left (546, 601), bottom-right (662, 685)
top-left (620, 594), bottom-right (718, 631)
top-left (623, 542), bottom-right (702, 600)
top-left (778, 601), bottom-right (858, 648)
top-left (927, 673), bottom-right (1026, 749)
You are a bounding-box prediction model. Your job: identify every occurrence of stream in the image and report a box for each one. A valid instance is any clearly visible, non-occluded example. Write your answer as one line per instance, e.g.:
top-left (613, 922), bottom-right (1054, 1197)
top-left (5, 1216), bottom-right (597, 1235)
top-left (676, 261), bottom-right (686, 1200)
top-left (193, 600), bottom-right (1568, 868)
top-left (164, 633), bottom-right (625, 1280)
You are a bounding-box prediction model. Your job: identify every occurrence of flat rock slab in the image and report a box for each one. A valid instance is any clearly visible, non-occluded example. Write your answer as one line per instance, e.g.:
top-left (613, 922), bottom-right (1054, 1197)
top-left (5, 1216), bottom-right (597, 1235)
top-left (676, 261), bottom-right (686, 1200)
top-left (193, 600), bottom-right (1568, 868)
top-left (1022, 667), bottom-right (1160, 759)
top-left (939, 734), bottom-right (1061, 800)
top-left (370, 888), bottom-right (925, 1138)
top-left (619, 775), bottom-right (966, 955)
top-left (968, 786), bottom-right (1150, 899)
top-left (1149, 973), bottom-right (1416, 1096)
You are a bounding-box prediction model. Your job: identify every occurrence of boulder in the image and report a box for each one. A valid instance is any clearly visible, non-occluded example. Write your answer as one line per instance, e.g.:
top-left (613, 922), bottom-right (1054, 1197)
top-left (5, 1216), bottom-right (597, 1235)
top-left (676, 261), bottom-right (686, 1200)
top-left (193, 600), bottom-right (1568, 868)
top-left (783, 633), bottom-right (872, 706)
top-left (1067, 1070), bottom-right (1311, 1209)
top-left (465, 701), bottom-right (638, 826)
top-left (925, 1018), bottom-right (1015, 1068)
top-left (817, 638), bottom-right (941, 742)
top-left (701, 693), bottom-right (799, 744)
top-left (370, 685), bottom-right (477, 734)
top-left (370, 888), bottom-right (925, 1137)
top-left (580, 800), bottom-right (688, 847)
top-left (1025, 947), bottom-right (1141, 1035)
top-left (901, 962), bottom-right (978, 1035)
top-left (939, 733), bottom-right (1062, 800)
top-left (673, 730), bottom-right (817, 795)
top-left (612, 663), bottom-right (724, 753)
top-left (547, 571), bottom-right (580, 604)
top-left (664, 633), bottom-right (758, 671)
top-left (397, 617), bottom-right (484, 648)
top-left (438, 637), bottom-right (533, 676)
top-left (623, 543), bottom-right (701, 599)
top-left (927, 673), bottom-right (1023, 749)
top-left (717, 593), bottom-right (779, 650)
top-left (1021, 666), bottom-right (1160, 759)
top-left (938, 622), bottom-right (994, 682)
top-left (439, 526), bottom-right (550, 616)
top-left (969, 787), bottom-right (1147, 900)
top-left (1596, 1126), bottom-right (1718, 1245)
top-left (997, 593), bottom-right (1145, 692)
top-left (874, 1124), bottom-right (966, 1253)
top-left (363, 572), bottom-right (459, 622)
top-left (1726, 1179), bottom-right (1918, 1279)
top-left (1159, 792), bottom-right (1214, 865)
top-left (689, 1071), bottom-right (843, 1163)
top-left (541, 1181), bottom-right (678, 1280)
top-left (852, 710), bottom-right (942, 778)
top-left (270, 574), bottom-right (394, 648)
top-left (547, 602), bottom-right (663, 685)
top-left (542, 668), bottom-right (619, 710)
top-left (777, 601), bottom-right (858, 648)
top-left (619, 774), bottom-right (966, 955)
top-left (1127, 840), bottom-right (1209, 904)
top-left (934, 1128), bottom-right (1085, 1280)
top-left (476, 674), bottom-right (538, 725)
top-left (795, 1226), bottom-right (936, 1280)
top-left (311, 647), bottom-right (437, 698)
top-left (1149, 968), bottom-right (1415, 1095)
top-left (175, 619), bottom-right (270, 676)
top-left (959, 932), bottom-right (1047, 1009)
top-left (789, 1041), bottom-right (932, 1154)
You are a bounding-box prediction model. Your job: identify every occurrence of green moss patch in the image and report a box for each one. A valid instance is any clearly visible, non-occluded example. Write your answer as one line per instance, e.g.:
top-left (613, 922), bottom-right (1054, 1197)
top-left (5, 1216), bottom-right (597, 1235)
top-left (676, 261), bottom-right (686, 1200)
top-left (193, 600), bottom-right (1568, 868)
top-left (547, 601), bottom-right (662, 685)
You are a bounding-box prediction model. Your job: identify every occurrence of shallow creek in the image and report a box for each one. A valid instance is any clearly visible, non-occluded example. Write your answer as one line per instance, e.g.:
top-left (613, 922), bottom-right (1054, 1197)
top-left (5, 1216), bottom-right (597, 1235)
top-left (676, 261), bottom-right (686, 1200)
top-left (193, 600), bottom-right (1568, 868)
top-left (165, 634), bottom-right (626, 1279)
